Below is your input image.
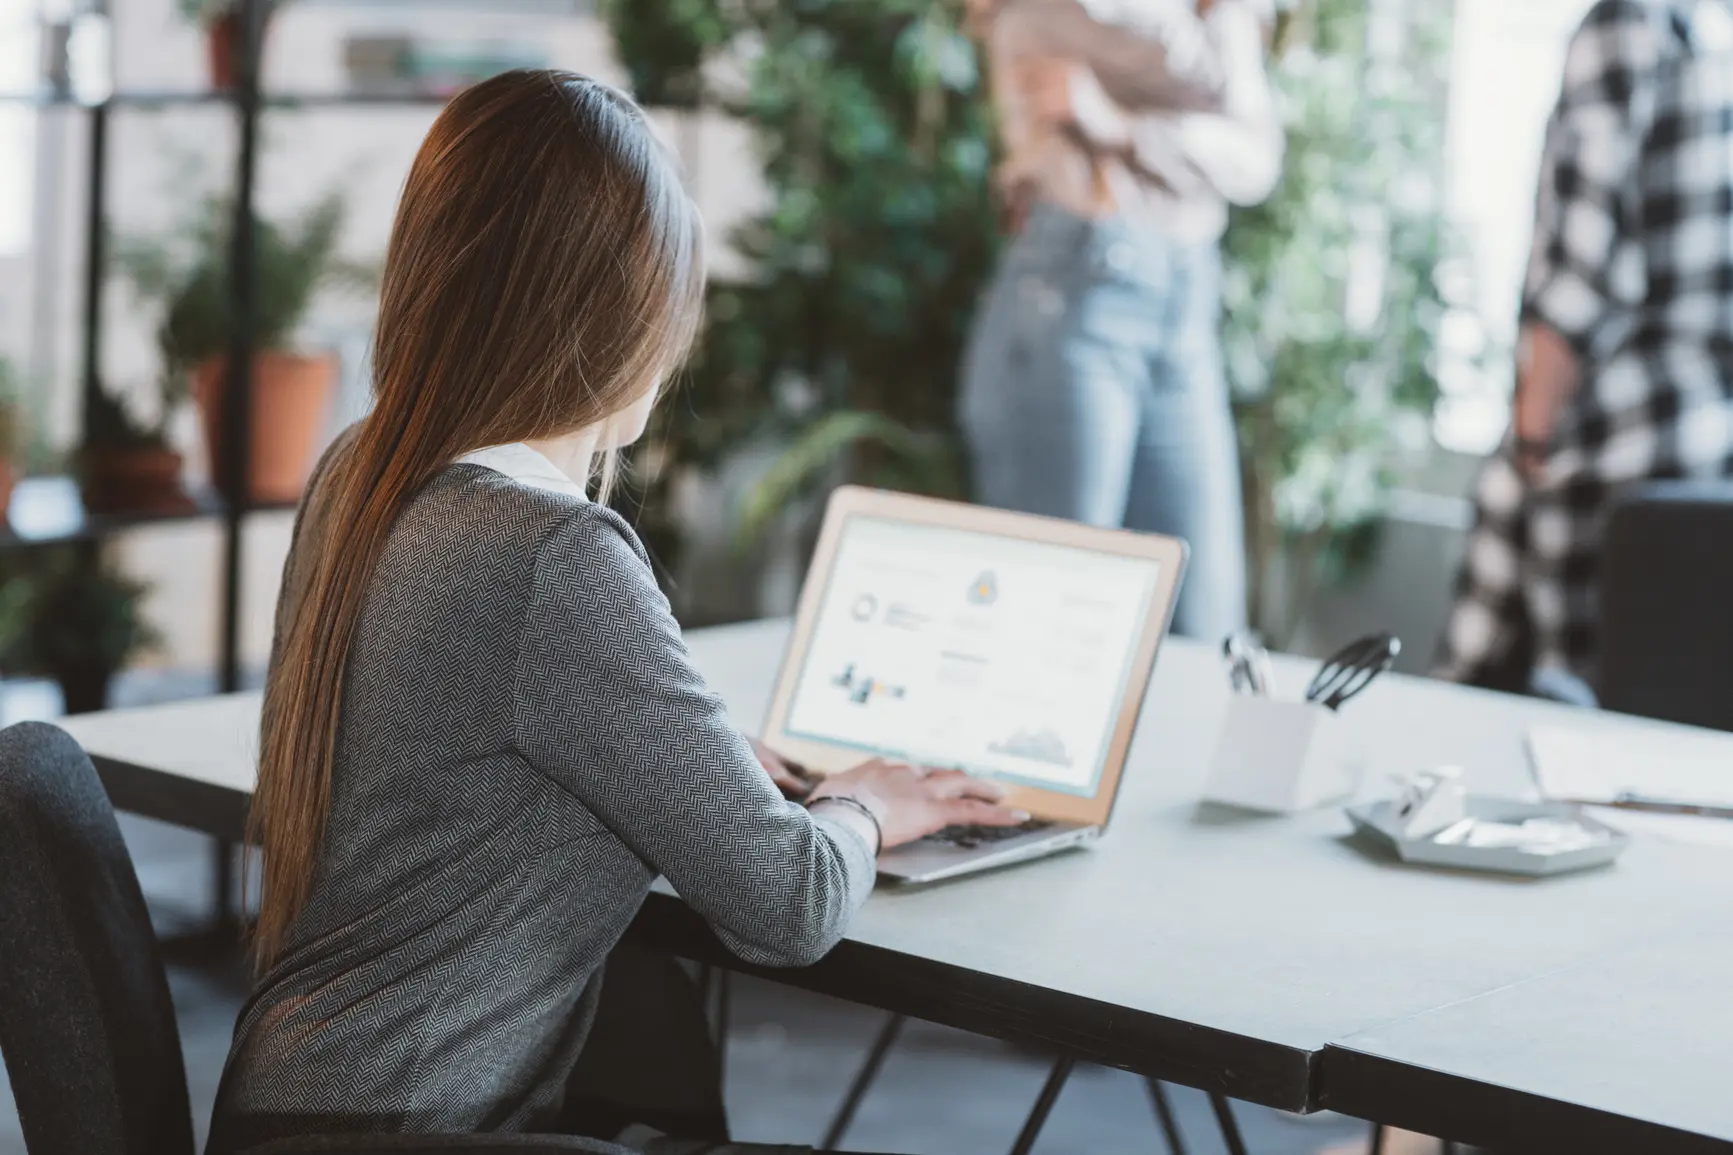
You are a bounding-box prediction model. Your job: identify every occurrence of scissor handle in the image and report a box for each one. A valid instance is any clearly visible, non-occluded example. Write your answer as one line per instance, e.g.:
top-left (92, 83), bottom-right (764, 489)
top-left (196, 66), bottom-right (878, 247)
top-left (1321, 655), bottom-right (1394, 710)
top-left (1307, 633), bottom-right (1400, 706)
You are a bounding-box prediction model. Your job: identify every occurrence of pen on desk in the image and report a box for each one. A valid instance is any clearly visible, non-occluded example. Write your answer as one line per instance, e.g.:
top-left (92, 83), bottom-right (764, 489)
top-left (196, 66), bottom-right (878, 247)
top-left (1247, 644), bottom-right (1272, 696)
top-left (1222, 632), bottom-right (1271, 696)
top-left (1607, 792), bottom-right (1733, 820)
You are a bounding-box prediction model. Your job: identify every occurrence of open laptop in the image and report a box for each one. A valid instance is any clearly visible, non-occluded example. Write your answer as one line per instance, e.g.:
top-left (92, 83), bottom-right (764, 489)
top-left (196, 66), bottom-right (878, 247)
top-left (762, 486), bottom-right (1187, 883)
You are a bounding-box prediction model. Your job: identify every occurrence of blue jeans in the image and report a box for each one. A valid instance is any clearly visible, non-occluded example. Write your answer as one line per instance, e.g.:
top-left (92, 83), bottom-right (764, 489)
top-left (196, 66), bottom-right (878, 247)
top-left (960, 205), bottom-right (1249, 639)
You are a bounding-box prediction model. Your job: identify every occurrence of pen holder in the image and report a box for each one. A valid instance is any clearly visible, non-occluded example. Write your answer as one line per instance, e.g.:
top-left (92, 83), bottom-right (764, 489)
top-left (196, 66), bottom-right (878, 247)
top-left (1202, 696), bottom-right (1361, 814)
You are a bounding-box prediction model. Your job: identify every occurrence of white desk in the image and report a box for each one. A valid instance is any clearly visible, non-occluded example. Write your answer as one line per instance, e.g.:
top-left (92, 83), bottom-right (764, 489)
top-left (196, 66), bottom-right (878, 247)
top-left (61, 619), bottom-right (1733, 1144)
top-left (1322, 921), bottom-right (1733, 1152)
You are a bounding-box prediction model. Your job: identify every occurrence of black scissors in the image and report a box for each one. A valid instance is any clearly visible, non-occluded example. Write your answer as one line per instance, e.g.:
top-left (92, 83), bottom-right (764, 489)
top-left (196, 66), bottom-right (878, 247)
top-left (1306, 633), bottom-right (1401, 711)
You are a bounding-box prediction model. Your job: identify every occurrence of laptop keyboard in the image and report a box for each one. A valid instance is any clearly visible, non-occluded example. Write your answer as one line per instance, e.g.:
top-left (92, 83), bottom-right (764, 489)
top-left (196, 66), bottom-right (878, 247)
top-left (925, 818), bottom-right (1054, 849)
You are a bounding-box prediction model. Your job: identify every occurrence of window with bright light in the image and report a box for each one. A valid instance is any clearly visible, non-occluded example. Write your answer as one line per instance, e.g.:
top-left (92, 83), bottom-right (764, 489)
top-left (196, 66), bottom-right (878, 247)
top-left (0, 2), bottom-right (38, 257)
top-left (1434, 0), bottom-right (1598, 455)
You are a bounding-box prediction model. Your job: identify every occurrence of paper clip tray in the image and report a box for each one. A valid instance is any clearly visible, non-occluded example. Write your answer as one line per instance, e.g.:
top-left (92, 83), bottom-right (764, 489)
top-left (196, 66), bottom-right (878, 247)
top-left (1346, 796), bottom-right (1630, 876)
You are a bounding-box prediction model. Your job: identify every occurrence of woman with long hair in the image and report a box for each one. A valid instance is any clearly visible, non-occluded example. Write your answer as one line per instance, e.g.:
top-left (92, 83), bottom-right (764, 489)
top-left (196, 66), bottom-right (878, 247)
top-left (960, 0), bottom-right (1282, 639)
top-left (206, 69), bottom-right (1021, 1154)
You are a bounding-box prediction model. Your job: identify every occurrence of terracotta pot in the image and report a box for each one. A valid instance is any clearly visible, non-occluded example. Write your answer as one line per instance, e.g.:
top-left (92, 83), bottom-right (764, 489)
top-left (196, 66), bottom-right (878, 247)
top-left (206, 8), bottom-right (272, 92)
top-left (78, 446), bottom-right (194, 515)
top-left (195, 351), bottom-right (338, 505)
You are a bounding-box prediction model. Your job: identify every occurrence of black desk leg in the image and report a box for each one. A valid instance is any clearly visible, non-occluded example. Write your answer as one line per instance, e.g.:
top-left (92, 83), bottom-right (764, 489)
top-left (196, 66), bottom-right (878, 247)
top-left (215, 838), bottom-right (236, 923)
top-left (1441, 1143), bottom-right (1457, 1155)
top-left (1008, 1057), bottom-right (1075, 1155)
top-left (1370, 1124), bottom-right (1386, 1155)
top-left (1208, 1093), bottom-right (1249, 1155)
top-left (710, 968), bottom-right (731, 1094)
top-left (821, 1012), bottom-right (905, 1150)
top-left (158, 839), bottom-right (245, 964)
top-left (1143, 1079), bottom-right (1188, 1155)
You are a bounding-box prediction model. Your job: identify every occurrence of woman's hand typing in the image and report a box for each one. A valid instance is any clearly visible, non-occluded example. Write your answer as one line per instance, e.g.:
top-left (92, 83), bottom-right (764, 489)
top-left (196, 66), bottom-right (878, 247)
top-left (808, 759), bottom-right (1029, 850)
top-left (749, 738), bottom-right (818, 799)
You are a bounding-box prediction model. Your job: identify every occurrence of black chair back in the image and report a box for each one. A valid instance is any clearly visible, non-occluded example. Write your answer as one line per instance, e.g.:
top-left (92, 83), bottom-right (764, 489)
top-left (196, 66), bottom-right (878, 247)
top-left (1600, 481), bottom-right (1733, 731)
top-left (0, 721), bottom-right (196, 1155)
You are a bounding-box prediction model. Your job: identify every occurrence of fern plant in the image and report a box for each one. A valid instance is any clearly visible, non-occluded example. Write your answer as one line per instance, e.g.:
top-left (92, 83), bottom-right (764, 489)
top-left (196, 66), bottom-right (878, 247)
top-left (0, 547), bottom-right (159, 714)
top-left (1222, 0), bottom-right (1471, 638)
top-left (602, 0), bottom-right (1000, 578)
top-left (114, 191), bottom-right (374, 388)
top-left (0, 354), bottom-right (21, 464)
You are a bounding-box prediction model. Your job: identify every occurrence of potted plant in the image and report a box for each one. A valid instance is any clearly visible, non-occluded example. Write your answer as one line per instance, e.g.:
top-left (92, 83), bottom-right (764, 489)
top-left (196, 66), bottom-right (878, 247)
top-left (75, 382), bottom-right (195, 514)
top-left (181, 0), bottom-right (277, 91)
top-left (0, 548), bottom-right (159, 715)
top-left (117, 190), bottom-right (371, 505)
top-left (601, 0), bottom-right (1000, 613)
top-left (0, 356), bottom-right (22, 524)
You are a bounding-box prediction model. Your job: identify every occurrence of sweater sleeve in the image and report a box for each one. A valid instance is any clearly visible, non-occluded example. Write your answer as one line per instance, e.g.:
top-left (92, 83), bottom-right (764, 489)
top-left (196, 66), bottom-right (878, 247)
top-left (1143, 1), bottom-right (1284, 206)
top-left (1064, 2), bottom-right (1283, 207)
top-left (511, 507), bottom-right (876, 968)
top-left (997, 0), bottom-right (1227, 114)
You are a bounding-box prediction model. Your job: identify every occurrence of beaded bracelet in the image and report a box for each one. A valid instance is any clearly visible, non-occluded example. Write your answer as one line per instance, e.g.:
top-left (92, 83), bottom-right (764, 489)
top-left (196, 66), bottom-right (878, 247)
top-left (806, 794), bottom-right (883, 856)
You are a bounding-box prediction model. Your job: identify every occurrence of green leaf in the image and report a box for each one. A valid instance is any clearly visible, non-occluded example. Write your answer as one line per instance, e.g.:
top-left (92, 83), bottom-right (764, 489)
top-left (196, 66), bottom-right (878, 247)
top-left (735, 410), bottom-right (951, 548)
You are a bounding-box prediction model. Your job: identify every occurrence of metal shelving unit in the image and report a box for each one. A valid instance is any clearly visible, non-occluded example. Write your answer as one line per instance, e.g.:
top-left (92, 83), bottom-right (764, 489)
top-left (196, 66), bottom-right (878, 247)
top-left (0, 89), bottom-right (459, 106)
top-left (4, 11), bottom-right (474, 652)
top-left (0, 476), bottom-right (297, 547)
top-left (5, 2), bottom-right (465, 937)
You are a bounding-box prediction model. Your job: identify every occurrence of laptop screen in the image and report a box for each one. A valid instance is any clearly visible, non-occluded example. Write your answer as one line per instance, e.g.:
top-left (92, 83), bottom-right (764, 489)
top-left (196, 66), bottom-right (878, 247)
top-left (781, 514), bottom-right (1163, 798)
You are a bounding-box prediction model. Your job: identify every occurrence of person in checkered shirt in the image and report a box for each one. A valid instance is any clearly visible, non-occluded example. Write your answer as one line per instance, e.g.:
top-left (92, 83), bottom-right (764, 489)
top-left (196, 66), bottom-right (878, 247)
top-left (1436, 0), bottom-right (1733, 695)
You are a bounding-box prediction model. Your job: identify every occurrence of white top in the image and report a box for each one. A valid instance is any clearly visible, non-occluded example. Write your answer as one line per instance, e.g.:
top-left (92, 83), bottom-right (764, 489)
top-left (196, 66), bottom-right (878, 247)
top-left (454, 442), bottom-right (587, 501)
top-left (987, 0), bottom-right (1283, 241)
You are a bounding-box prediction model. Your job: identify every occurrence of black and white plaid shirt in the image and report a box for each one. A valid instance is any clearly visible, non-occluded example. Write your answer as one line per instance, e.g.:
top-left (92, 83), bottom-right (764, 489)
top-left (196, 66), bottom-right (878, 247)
top-left (1437, 0), bottom-right (1733, 687)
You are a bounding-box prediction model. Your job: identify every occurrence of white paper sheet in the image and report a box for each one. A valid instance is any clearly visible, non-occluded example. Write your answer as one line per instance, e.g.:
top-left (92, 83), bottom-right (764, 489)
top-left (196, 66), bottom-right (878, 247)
top-left (1528, 723), bottom-right (1733, 809)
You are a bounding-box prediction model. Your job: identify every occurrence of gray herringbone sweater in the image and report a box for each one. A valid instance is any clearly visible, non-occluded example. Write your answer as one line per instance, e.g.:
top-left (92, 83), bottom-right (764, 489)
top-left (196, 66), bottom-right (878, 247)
top-left (206, 435), bottom-right (874, 1152)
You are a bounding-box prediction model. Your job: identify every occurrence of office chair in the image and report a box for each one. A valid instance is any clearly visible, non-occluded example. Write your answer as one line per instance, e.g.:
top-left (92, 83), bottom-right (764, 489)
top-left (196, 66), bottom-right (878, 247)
top-left (0, 721), bottom-right (626, 1155)
top-left (1597, 480), bottom-right (1733, 732)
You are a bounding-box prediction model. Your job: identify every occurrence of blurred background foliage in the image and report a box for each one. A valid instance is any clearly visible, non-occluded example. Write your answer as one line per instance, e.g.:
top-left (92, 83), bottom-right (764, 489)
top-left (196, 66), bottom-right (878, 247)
top-left (604, 0), bottom-right (1468, 636)
top-left (601, 0), bottom-right (1000, 587)
top-left (1224, 0), bottom-right (1471, 639)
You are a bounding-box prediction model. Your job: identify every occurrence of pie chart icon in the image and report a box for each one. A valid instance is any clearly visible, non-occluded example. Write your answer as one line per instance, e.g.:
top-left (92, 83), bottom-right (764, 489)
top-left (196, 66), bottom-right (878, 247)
top-left (967, 572), bottom-right (998, 605)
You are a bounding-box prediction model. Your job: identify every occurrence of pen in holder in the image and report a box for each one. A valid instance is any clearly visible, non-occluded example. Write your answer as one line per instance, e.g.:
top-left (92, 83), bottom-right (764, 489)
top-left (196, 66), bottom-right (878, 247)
top-left (1202, 632), bottom-right (1394, 813)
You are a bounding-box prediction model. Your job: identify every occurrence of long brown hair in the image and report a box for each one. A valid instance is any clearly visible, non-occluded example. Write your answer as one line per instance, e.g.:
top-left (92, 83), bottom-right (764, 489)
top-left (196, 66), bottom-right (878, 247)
top-left (249, 70), bottom-right (705, 971)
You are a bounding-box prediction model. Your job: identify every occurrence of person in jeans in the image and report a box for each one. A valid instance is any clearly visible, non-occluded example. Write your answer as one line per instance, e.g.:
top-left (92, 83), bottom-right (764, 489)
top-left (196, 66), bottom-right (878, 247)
top-left (1437, 0), bottom-right (1733, 694)
top-left (960, 0), bottom-right (1283, 639)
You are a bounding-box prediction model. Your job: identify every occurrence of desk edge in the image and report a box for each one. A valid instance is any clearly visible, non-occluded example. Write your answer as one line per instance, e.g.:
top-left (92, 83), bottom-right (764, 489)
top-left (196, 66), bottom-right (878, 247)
top-left (94, 754), bottom-right (252, 844)
top-left (1318, 1043), bottom-right (1731, 1153)
top-left (89, 752), bottom-right (1320, 1112)
top-left (633, 892), bottom-right (1318, 1112)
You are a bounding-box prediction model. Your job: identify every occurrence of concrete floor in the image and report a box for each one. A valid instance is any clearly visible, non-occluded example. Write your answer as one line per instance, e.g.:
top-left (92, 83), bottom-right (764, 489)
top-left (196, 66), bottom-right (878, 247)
top-left (1, 673), bottom-right (1380, 1155)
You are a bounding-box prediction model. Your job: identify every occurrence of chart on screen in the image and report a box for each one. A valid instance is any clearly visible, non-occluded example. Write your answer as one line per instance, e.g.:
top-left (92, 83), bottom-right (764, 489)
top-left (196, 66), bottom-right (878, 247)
top-left (784, 516), bottom-right (1160, 796)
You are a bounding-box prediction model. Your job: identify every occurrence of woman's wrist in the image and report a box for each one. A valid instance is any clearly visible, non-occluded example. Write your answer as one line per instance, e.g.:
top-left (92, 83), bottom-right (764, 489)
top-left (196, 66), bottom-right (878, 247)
top-left (1512, 393), bottom-right (1556, 458)
top-left (806, 794), bottom-right (884, 856)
